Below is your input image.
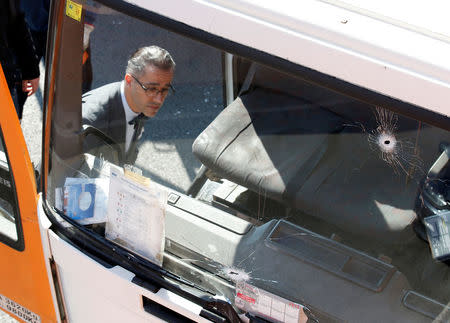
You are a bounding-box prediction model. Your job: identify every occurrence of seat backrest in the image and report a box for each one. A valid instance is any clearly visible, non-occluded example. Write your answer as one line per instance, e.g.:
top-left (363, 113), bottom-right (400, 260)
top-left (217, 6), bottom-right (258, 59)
top-left (243, 63), bottom-right (374, 125)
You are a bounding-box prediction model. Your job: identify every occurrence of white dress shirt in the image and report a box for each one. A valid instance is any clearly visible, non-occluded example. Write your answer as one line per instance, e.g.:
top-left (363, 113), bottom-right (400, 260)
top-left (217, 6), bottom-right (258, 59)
top-left (121, 81), bottom-right (139, 152)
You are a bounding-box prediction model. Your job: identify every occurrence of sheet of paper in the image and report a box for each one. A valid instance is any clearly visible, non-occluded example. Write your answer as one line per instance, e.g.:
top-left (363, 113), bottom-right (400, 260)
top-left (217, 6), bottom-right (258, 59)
top-left (105, 168), bottom-right (166, 265)
top-left (63, 177), bottom-right (110, 225)
top-left (235, 282), bottom-right (308, 323)
top-left (63, 183), bottom-right (96, 220)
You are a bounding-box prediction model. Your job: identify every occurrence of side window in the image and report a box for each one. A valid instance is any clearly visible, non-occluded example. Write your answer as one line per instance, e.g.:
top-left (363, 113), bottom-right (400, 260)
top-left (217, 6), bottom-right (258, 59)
top-left (0, 132), bottom-right (23, 250)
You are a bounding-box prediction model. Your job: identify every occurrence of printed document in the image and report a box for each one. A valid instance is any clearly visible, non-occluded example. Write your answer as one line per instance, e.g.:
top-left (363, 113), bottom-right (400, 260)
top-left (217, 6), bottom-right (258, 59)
top-left (105, 168), bottom-right (166, 265)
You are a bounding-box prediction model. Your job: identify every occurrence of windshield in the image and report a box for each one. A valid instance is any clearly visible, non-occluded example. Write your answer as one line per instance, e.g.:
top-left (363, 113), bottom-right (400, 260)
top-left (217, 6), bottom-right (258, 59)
top-left (45, 1), bottom-right (450, 321)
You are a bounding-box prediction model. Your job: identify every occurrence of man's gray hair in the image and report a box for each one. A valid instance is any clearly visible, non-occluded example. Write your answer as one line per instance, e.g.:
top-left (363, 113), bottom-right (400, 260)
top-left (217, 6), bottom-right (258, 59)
top-left (126, 46), bottom-right (175, 76)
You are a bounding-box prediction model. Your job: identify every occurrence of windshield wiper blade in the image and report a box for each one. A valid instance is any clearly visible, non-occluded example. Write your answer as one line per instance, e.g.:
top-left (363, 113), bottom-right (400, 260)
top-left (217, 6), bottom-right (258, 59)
top-left (204, 297), bottom-right (241, 323)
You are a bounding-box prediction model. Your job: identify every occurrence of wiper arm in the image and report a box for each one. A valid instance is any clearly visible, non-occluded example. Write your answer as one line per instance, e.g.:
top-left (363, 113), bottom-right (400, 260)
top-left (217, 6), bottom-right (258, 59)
top-left (204, 297), bottom-right (241, 323)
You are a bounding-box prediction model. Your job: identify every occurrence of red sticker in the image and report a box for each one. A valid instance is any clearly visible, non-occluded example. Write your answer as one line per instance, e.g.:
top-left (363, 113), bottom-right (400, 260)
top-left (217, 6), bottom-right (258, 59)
top-left (237, 292), bottom-right (256, 304)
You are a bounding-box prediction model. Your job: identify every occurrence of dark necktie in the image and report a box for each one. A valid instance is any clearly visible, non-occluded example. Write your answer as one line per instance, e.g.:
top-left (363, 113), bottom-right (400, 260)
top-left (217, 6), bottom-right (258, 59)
top-left (127, 113), bottom-right (148, 161)
top-left (128, 113), bottom-right (149, 130)
top-left (129, 113), bottom-right (148, 143)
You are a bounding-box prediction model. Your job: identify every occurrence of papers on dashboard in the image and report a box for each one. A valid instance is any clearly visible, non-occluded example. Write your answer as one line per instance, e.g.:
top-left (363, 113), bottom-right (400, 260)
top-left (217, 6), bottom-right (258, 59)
top-left (105, 168), bottom-right (166, 265)
top-left (55, 159), bottom-right (167, 265)
top-left (57, 177), bottom-right (110, 225)
top-left (235, 282), bottom-right (309, 323)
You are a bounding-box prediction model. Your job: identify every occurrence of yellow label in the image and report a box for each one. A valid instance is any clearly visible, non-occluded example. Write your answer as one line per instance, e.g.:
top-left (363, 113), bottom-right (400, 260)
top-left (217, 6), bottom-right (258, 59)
top-left (66, 0), bottom-right (82, 22)
top-left (124, 169), bottom-right (151, 187)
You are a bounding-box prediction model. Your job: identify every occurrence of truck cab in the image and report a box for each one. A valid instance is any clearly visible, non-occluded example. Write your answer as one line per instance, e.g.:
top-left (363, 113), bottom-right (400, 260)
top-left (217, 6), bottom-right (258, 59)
top-left (0, 0), bottom-right (449, 322)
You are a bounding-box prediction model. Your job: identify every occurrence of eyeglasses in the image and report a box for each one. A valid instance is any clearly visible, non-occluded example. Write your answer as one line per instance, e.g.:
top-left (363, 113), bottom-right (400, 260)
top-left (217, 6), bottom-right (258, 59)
top-left (131, 74), bottom-right (175, 97)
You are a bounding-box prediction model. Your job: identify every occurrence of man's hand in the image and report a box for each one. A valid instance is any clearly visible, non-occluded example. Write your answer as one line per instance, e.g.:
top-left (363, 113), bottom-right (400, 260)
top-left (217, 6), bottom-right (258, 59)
top-left (22, 77), bottom-right (40, 96)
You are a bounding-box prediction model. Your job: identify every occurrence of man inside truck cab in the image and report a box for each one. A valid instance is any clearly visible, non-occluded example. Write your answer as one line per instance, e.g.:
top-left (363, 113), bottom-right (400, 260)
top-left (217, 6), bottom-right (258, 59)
top-left (82, 45), bottom-right (175, 165)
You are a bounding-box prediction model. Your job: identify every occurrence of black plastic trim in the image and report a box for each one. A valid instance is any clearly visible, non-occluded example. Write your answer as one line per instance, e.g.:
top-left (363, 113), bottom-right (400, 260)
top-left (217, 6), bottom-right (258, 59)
top-left (0, 129), bottom-right (25, 252)
top-left (200, 308), bottom-right (228, 323)
top-left (142, 295), bottom-right (196, 323)
top-left (50, 258), bottom-right (68, 322)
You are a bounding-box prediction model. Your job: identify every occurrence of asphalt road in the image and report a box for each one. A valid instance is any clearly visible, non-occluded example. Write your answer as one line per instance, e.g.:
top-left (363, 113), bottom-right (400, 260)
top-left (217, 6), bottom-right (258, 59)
top-left (1, 6), bottom-right (225, 321)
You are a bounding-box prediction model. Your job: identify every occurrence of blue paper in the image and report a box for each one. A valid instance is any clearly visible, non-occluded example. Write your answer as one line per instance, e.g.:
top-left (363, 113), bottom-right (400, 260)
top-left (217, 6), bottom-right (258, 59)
top-left (63, 183), bottom-right (96, 220)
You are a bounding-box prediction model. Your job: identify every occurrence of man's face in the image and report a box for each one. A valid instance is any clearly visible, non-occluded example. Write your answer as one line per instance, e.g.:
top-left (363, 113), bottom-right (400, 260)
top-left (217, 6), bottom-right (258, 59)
top-left (125, 65), bottom-right (174, 117)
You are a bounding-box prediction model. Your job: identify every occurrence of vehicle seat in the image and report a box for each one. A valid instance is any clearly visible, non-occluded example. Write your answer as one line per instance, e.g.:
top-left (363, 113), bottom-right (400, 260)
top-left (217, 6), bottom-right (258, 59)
top-left (192, 63), bottom-right (419, 243)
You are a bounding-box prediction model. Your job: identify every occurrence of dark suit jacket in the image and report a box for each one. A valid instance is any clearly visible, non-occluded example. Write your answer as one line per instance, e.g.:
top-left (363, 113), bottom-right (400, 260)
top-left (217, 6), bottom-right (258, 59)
top-left (0, 0), bottom-right (40, 89)
top-left (82, 82), bottom-right (141, 165)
